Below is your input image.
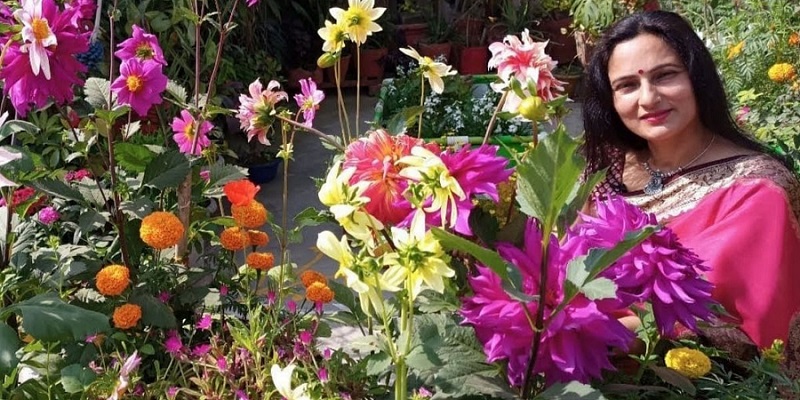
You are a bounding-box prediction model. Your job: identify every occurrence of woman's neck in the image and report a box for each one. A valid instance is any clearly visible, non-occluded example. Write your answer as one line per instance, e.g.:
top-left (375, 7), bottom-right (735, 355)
top-left (646, 129), bottom-right (715, 171)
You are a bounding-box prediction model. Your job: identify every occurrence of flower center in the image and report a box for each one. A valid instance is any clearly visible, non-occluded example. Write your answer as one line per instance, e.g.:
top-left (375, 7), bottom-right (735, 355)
top-left (302, 98), bottom-right (316, 111)
top-left (345, 9), bottom-right (364, 27)
top-left (31, 18), bottom-right (52, 41)
top-left (135, 43), bottom-right (156, 60)
top-left (183, 123), bottom-right (195, 140)
top-left (126, 75), bottom-right (143, 92)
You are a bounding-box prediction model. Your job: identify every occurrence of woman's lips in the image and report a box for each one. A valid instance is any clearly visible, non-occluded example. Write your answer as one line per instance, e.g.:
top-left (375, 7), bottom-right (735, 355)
top-left (641, 110), bottom-right (671, 124)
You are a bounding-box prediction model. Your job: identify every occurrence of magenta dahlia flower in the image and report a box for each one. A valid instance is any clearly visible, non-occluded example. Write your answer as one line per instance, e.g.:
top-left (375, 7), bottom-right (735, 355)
top-left (1, 0), bottom-right (88, 116)
top-left (171, 109), bottom-right (212, 155)
top-left (562, 196), bottom-right (716, 336)
top-left (111, 58), bottom-right (168, 116)
top-left (114, 24), bottom-right (167, 65)
top-left (294, 78), bottom-right (325, 127)
top-left (236, 79), bottom-right (287, 145)
top-left (461, 218), bottom-right (634, 386)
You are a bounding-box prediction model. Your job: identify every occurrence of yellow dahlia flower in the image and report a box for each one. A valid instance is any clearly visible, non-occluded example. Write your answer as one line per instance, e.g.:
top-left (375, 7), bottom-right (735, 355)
top-left (113, 304), bottom-right (142, 330)
top-left (140, 211), bottom-right (184, 249)
top-left (664, 348), bottom-right (711, 379)
top-left (246, 252), bottom-right (275, 271)
top-left (318, 20), bottom-right (349, 53)
top-left (306, 282), bottom-right (334, 303)
top-left (220, 227), bottom-right (250, 251)
top-left (95, 264), bottom-right (130, 296)
top-left (231, 200), bottom-right (268, 228)
top-left (399, 47), bottom-right (457, 94)
top-left (330, 0), bottom-right (386, 45)
top-left (768, 63), bottom-right (796, 83)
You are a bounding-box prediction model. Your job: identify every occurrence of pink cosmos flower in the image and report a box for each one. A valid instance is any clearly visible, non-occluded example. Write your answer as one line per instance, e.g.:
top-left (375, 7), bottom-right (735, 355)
top-left (562, 196), bottom-right (716, 336)
top-left (114, 24), bottom-right (167, 65)
top-left (294, 78), bottom-right (325, 126)
top-left (236, 79), bottom-right (287, 145)
top-left (488, 29), bottom-right (565, 113)
top-left (461, 218), bottom-right (634, 386)
top-left (1, 0), bottom-right (88, 116)
top-left (110, 58), bottom-right (168, 116)
top-left (343, 130), bottom-right (438, 225)
top-left (164, 330), bottom-right (183, 355)
top-left (38, 206), bottom-right (60, 225)
top-left (171, 109), bottom-right (212, 155)
top-left (196, 313), bottom-right (212, 330)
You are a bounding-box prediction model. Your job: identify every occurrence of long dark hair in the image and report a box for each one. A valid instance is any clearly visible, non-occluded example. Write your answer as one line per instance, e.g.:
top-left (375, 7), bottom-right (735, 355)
top-left (581, 10), bottom-right (779, 174)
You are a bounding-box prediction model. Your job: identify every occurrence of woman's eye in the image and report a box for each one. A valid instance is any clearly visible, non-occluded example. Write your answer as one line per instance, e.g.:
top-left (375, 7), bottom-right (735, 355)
top-left (655, 71), bottom-right (677, 81)
top-left (614, 82), bottom-right (636, 92)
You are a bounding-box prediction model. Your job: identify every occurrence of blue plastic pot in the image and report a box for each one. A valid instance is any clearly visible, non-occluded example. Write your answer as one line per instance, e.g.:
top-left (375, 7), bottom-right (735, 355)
top-left (247, 159), bottom-right (282, 184)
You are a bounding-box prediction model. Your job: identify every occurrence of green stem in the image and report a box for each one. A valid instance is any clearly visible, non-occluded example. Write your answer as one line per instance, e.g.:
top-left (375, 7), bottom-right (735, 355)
top-left (483, 91), bottom-right (509, 145)
top-left (417, 74), bottom-right (425, 138)
top-left (334, 57), bottom-right (351, 145)
top-left (356, 46), bottom-right (361, 137)
top-left (275, 115), bottom-right (346, 152)
top-left (522, 228), bottom-right (551, 398)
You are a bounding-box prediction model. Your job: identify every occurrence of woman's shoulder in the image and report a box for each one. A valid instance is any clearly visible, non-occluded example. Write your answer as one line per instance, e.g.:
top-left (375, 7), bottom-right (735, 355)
top-left (724, 153), bottom-right (799, 193)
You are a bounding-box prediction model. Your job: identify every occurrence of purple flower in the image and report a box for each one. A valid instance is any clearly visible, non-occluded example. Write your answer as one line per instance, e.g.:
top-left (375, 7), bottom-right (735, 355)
top-left (298, 330), bottom-right (313, 345)
top-left (166, 386), bottom-right (179, 399)
top-left (220, 285), bottom-right (229, 296)
top-left (246, 0), bottom-right (259, 7)
top-left (110, 58), bottom-right (168, 116)
top-left (235, 389), bottom-right (249, 400)
top-left (323, 348), bottom-right (332, 360)
top-left (114, 24), bottom-right (167, 65)
top-left (37, 206), bottom-right (60, 225)
top-left (164, 330), bottom-right (183, 355)
top-left (192, 343), bottom-right (211, 357)
top-left (286, 300), bottom-right (297, 314)
top-left (417, 387), bottom-right (433, 398)
top-left (196, 313), bottom-right (212, 330)
top-left (266, 291), bottom-right (276, 306)
top-left (294, 78), bottom-right (325, 127)
top-left (157, 291), bottom-right (171, 303)
top-left (318, 367), bottom-right (329, 383)
top-left (171, 109), bottom-right (213, 155)
top-left (199, 170), bottom-right (211, 183)
top-left (216, 356), bottom-right (228, 372)
top-left (65, 169), bottom-right (90, 182)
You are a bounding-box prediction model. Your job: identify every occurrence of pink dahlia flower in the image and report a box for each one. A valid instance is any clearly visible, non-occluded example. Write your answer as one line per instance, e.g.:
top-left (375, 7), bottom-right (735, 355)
top-left (294, 78), bottom-right (325, 127)
top-left (562, 196), bottom-right (716, 336)
top-left (343, 130), bottom-right (438, 225)
top-left (461, 218), bottom-right (634, 386)
top-left (114, 24), bottom-right (167, 65)
top-left (1, 0), bottom-right (88, 116)
top-left (110, 58), bottom-right (168, 116)
top-left (236, 79), bottom-right (287, 145)
top-left (488, 29), bottom-right (565, 102)
top-left (171, 109), bottom-right (212, 155)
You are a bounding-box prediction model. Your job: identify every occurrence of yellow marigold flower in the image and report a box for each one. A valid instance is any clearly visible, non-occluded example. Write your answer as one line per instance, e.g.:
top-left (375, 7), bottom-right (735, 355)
top-left (220, 227), bottom-right (250, 251)
top-left (113, 304), bottom-right (142, 330)
top-left (300, 270), bottom-right (328, 288)
top-left (768, 63), bottom-right (796, 83)
top-left (140, 211), bottom-right (184, 249)
top-left (726, 40), bottom-right (744, 60)
top-left (789, 32), bottom-right (800, 47)
top-left (306, 282), bottom-right (334, 303)
top-left (247, 230), bottom-right (269, 247)
top-left (246, 252), bottom-right (275, 271)
top-left (231, 200), bottom-right (268, 228)
top-left (95, 264), bottom-right (130, 296)
top-left (665, 348), bottom-right (711, 379)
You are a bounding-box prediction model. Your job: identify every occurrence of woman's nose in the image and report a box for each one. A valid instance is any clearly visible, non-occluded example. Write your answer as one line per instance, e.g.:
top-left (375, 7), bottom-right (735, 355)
top-left (638, 81), bottom-right (661, 107)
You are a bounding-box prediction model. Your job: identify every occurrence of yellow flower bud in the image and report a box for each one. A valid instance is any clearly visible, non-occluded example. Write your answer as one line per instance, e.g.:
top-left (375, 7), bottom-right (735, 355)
top-left (317, 52), bottom-right (339, 69)
top-left (517, 96), bottom-right (547, 121)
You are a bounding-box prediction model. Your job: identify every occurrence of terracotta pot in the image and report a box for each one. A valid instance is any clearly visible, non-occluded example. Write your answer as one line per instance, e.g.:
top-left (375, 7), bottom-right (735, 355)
top-left (325, 54), bottom-right (352, 83)
top-left (458, 46), bottom-right (489, 75)
top-left (418, 42), bottom-right (453, 63)
top-left (575, 31), bottom-right (597, 67)
top-left (398, 23), bottom-right (429, 47)
top-left (456, 17), bottom-right (485, 48)
top-left (356, 47), bottom-right (388, 80)
top-left (554, 72), bottom-right (583, 99)
top-left (287, 67), bottom-right (323, 88)
top-left (539, 16), bottom-right (577, 65)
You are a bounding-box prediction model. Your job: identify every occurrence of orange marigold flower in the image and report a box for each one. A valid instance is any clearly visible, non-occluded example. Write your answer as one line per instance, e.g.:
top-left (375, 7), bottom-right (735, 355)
top-left (220, 227), bottom-right (250, 251)
top-left (768, 63), bottom-right (796, 83)
top-left (789, 32), bottom-right (800, 46)
top-left (224, 179), bottom-right (260, 206)
top-left (306, 282), bottom-right (334, 303)
top-left (113, 304), bottom-right (142, 330)
top-left (300, 270), bottom-right (328, 288)
top-left (140, 211), bottom-right (184, 249)
top-left (246, 252), bottom-right (275, 270)
top-left (95, 264), bottom-right (130, 296)
top-left (232, 200), bottom-right (268, 228)
top-left (247, 230), bottom-right (270, 246)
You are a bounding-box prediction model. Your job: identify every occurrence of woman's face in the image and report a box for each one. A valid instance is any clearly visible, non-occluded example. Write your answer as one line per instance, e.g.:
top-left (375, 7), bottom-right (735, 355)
top-left (607, 33), bottom-right (701, 144)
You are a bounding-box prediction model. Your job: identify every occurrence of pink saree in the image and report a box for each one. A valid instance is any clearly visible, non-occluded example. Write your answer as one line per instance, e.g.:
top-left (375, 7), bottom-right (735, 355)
top-left (622, 154), bottom-right (800, 348)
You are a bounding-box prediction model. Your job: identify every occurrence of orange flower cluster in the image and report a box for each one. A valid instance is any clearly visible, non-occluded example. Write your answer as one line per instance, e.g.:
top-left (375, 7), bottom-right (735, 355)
top-left (140, 211), bottom-right (184, 249)
top-left (96, 264), bottom-right (130, 296)
top-left (220, 227), bottom-right (250, 250)
top-left (300, 270), bottom-right (328, 288)
top-left (306, 281), bottom-right (334, 303)
top-left (248, 230), bottom-right (270, 246)
top-left (246, 252), bottom-right (275, 270)
top-left (232, 200), bottom-right (268, 228)
top-left (113, 303), bottom-right (142, 330)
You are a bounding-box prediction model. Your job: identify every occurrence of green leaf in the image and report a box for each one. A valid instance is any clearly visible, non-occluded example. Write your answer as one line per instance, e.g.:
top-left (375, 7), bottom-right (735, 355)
top-left (650, 365), bottom-right (696, 395)
top-left (130, 293), bottom-right (176, 329)
top-left (139, 343), bottom-right (155, 355)
top-left (31, 179), bottom-right (86, 203)
top-left (364, 352), bottom-right (392, 376)
top-left (558, 169), bottom-right (606, 234)
top-left (2, 293), bottom-right (110, 343)
top-left (60, 364), bottom-right (96, 394)
top-left (0, 322), bottom-right (20, 375)
top-left (166, 80), bottom-right (188, 104)
top-left (119, 197), bottom-right (154, 219)
top-left (431, 228), bottom-right (507, 280)
top-left (77, 209), bottom-right (109, 234)
top-left (386, 105), bottom-right (423, 135)
top-left (328, 279), bottom-right (365, 320)
top-left (580, 277), bottom-right (617, 301)
top-left (515, 127), bottom-right (583, 233)
top-left (0, 120), bottom-right (39, 142)
top-left (83, 77), bottom-right (112, 109)
top-left (293, 207), bottom-right (331, 229)
top-left (468, 207), bottom-right (499, 248)
top-left (115, 143), bottom-right (155, 173)
top-left (207, 162), bottom-right (247, 188)
top-left (142, 150), bottom-right (191, 190)
top-left (535, 381), bottom-right (607, 399)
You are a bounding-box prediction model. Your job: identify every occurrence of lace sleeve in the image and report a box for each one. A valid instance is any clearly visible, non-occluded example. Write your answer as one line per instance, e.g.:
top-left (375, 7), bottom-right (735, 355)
top-left (590, 147), bottom-right (626, 199)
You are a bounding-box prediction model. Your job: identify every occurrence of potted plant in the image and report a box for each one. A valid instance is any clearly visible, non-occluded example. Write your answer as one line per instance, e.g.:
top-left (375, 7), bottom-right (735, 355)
top-left (570, 0), bottom-right (660, 65)
top-left (356, 30), bottom-right (391, 83)
top-left (552, 60), bottom-right (584, 99)
top-left (534, 0), bottom-right (576, 65)
top-left (397, 0), bottom-right (430, 46)
top-left (452, 0), bottom-right (489, 74)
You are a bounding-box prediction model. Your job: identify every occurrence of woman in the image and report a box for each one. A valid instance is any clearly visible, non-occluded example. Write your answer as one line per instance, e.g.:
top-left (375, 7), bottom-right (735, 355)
top-left (581, 10), bottom-right (800, 350)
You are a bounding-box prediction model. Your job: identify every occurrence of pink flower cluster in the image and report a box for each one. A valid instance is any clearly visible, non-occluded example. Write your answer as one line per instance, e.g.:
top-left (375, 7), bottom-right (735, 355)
top-left (461, 196), bottom-right (716, 386)
top-left (343, 130), bottom-right (512, 234)
top-left (110, 24), bottom-right (168, 116)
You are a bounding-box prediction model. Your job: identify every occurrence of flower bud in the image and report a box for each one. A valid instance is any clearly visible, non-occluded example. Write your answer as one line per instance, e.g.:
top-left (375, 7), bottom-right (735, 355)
top-left (517, 96), bottom-right (546, 121)
top-left (317, 52), bottom-right (339, 69)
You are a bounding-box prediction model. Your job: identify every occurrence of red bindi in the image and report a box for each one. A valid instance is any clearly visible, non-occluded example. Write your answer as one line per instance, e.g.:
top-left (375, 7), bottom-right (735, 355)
top-left (637, 69), bottom-right (645, 75)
